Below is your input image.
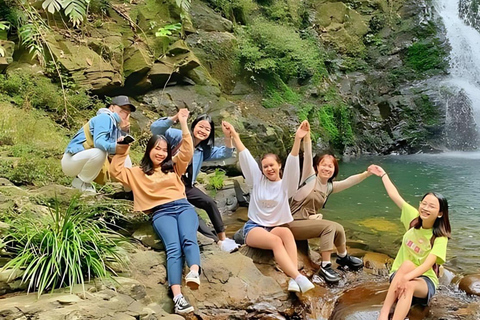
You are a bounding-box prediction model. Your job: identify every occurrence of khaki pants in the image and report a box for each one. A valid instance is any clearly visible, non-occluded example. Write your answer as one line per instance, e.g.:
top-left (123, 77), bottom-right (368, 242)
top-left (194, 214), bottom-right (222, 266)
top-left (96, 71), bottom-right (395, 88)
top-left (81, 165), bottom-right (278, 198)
top-left (287, 219), bottom-right (346, 252)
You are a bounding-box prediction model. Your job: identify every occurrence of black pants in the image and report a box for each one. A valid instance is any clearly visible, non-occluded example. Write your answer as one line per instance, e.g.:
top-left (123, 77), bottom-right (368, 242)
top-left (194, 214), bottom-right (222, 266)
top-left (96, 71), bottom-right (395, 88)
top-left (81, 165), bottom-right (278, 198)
top-left (186, 185), bottom-right (225, 242)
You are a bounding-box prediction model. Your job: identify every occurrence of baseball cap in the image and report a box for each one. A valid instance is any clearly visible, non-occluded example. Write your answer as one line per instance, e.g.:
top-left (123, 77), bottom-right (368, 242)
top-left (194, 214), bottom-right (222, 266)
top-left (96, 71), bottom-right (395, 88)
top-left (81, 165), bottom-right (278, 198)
top-left (110, 96), bottom-right (136, 112)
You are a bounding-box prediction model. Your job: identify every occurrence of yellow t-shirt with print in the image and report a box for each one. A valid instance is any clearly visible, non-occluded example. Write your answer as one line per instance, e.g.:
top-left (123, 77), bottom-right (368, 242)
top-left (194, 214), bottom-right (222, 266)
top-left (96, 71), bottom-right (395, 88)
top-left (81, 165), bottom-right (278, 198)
top-left (390, 202), bottom-right (448, 288)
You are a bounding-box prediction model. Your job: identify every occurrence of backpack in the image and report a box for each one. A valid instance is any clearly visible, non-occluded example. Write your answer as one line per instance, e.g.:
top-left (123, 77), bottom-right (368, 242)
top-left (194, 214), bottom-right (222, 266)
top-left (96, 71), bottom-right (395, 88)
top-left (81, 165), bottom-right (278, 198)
top-left (82, 121), bottom-right (110, 185)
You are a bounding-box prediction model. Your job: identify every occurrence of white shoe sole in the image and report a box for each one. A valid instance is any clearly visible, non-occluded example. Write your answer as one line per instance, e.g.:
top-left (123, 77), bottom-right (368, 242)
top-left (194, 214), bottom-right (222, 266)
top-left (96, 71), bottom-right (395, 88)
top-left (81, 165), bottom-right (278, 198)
top-left (175, 305), bottom-right (194, 314)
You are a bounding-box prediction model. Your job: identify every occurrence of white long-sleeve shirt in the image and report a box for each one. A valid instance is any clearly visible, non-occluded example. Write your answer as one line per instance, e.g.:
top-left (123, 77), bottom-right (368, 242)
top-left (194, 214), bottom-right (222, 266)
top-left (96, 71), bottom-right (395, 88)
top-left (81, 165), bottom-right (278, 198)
top-left (239, 149), bottom-right (299, 227)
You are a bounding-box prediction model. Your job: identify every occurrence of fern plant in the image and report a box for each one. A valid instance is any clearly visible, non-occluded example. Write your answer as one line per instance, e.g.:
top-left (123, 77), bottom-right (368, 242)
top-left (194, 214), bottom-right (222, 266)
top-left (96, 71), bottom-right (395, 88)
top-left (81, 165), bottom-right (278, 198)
top-left (41, 0), bottom-right (89, 27)
top-left (1, 197), bottom-right (129, 297)
top-left (0, 21), bottom-right (9, 57)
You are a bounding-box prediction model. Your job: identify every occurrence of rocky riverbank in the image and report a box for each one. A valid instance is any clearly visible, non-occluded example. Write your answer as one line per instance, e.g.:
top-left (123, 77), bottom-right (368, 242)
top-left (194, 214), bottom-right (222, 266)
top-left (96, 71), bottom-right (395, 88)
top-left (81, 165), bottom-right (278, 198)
top-left (1, 175), bottom-right (479, 319)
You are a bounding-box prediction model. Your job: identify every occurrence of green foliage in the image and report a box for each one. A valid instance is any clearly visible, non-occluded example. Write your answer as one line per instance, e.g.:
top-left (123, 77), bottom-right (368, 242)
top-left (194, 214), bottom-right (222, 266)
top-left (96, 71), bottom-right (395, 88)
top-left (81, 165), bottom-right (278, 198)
top-left (0, 71), bottom-right (101, 126)
top-left (155, 23), bottom-right (182, 37)
top-left (405, 39), bottom-right (448, 73)
top-left (0, 101), bottom-right (69, 186)
top-left (262, 76), bottom-right (301, 108)
top-left (0, 155), bottom-right (71, 186)
top-left (317, 104), bottom-right (354, 150)
top-left (155, 23), bottom-right (182, 54)
top-left (298, 88), bottom-right (355, 150)
top-left (18, 22), bottom-right (46, 65)
top-left (41, 0), bottom-right (89, 27)
top-left (206, 169), bottom-right (226, 191)
top-left (1, 197), bottom-right (129, 297)
top-left (0, 21), bottom-right (8, 57)
top-left (237, 18), bottom-right (326, 82)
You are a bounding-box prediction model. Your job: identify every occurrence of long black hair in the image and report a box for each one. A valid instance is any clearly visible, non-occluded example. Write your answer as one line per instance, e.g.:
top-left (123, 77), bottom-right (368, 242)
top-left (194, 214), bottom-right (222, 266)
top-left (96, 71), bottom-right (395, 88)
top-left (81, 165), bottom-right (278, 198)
top-left (140, 135), bottom-right (174, 175)
top-left (410, 192), bottom-right (451, 241)
top-left (191, 114), bottom-right (215, 150)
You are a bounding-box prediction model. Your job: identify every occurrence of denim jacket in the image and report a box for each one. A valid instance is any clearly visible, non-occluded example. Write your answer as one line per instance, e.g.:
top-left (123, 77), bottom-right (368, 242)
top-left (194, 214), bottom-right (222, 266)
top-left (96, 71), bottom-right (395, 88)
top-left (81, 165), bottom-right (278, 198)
top-left (150, 117), bottom-right (234, 186)
top-left (65, 109), bottom-right (122, 155)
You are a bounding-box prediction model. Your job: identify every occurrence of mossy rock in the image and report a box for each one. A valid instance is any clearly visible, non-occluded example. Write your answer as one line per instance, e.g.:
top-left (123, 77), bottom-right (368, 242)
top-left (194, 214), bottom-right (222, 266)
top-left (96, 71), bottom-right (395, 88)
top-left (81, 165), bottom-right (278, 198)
top-left (314, 2), bottom-right (369, 55)
top-left (128, 0), bottom-right (177, 33)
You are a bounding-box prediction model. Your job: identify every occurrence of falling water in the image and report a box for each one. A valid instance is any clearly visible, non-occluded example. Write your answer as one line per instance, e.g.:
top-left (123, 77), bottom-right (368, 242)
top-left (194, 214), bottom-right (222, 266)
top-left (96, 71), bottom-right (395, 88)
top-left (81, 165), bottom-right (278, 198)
top-left (434, 0), bottom-right (480, 148)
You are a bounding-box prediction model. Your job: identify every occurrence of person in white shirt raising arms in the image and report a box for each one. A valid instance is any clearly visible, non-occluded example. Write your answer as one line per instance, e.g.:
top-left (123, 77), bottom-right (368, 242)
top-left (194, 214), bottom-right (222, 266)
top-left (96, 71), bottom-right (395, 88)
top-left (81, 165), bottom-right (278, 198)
top-left (223, 120), bottom-right (315, 294)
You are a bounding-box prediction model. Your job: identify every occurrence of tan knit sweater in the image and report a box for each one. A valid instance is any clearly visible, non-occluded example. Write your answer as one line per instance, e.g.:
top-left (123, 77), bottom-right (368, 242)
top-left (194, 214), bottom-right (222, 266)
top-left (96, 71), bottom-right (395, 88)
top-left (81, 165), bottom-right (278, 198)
top-left (109, 132), bottom-right (194, 212)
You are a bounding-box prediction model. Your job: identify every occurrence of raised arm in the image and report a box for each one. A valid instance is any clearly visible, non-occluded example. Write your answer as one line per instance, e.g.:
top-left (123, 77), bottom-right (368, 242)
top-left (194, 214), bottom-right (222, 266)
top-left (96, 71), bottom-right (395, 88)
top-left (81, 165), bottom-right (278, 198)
top-left (332, 170), bottom-right (372, 194)
top-left (110, 144), bottom-right (133, 187)
top-left (369, 165), bottom-right (406, 209)
top-left (150, 111), bottom-right (178, 135)
top-left (224, 121), bottom-right (246, 153)
top-left (172, 109), bottom-right (194, 176)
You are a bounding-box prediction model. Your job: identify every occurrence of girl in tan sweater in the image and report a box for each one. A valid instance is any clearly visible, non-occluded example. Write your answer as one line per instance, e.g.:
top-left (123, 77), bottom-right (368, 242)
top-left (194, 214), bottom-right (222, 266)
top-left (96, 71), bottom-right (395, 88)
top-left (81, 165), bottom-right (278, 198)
top-left (110, 109), bottom-right (199, 315)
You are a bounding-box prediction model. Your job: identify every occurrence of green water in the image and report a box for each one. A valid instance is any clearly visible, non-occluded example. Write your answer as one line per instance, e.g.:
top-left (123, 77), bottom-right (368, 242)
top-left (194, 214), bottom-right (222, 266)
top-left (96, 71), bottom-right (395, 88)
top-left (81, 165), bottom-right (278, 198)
top-left (324, 152), bottom-right (480, 275)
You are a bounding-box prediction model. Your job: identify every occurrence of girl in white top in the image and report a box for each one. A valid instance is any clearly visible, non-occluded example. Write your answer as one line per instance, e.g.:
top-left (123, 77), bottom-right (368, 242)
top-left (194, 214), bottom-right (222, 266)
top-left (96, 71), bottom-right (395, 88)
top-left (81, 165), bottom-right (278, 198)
top-left (223, 120), bottom-right (315, 294)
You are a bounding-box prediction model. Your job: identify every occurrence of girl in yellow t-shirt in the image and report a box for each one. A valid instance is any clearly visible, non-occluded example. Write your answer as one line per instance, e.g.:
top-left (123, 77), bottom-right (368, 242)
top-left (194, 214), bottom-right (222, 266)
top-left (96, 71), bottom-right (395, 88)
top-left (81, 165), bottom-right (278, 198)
top-left (370, 165), bottom-right (451, 320)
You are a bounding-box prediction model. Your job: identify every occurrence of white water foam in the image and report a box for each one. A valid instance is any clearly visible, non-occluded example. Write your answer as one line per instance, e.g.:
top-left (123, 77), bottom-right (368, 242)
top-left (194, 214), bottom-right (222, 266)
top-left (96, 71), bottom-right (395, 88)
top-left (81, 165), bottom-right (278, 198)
top-left (434, 0), bottom-right (480, 126)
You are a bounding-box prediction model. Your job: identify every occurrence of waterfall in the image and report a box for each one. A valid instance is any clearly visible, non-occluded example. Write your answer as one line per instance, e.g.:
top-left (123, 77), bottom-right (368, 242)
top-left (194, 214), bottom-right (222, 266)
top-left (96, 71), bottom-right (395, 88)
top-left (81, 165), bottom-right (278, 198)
top-left (434, 0), bottom-right (480, 148)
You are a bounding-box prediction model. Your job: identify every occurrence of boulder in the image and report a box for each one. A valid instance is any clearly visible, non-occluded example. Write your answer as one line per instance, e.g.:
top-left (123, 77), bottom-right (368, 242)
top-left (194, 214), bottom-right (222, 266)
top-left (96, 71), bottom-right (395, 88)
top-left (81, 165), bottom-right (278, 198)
top-left (190, 1), bottom-right (234, 32)
top-left (459, 274), bottom-right (480, 296)
top-left (45, 35), bottom-right (122, 92)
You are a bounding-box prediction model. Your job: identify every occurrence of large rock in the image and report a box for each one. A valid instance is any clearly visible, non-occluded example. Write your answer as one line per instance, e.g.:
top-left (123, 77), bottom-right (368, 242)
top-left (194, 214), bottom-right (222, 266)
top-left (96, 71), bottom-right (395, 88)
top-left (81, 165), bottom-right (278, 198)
top-left (459, 274), bottom-right (480, 296)
top-left (45, 34), bottom-right (123, 92)
top-left (190, 1), bottom-right (233, 32)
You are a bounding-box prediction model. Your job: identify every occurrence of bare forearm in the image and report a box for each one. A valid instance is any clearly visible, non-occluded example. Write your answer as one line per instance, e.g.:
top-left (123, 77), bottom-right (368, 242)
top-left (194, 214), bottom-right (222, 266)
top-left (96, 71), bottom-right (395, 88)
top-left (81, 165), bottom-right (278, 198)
top-left (381, 174), bottom-right (406, 209)
top-left (291, 137), bottom-right (302, 156)
top-left (405, 255), bottom-right (437, 281)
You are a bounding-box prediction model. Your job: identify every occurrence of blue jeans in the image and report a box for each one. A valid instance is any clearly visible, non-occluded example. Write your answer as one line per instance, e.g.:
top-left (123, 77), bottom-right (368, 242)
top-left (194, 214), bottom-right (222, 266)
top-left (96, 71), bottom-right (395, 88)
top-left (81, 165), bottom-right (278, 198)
top-left (152, 199), bottom-right (200, 286)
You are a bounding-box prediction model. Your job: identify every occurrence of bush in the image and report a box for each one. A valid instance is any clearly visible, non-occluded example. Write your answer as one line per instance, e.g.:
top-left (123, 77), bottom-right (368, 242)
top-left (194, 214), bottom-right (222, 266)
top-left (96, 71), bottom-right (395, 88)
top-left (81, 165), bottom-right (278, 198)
top-left (1, 198), bottom-right (129, 297)
top-left (206, 169), bottom-right (226, 191)
top-left (237, 18), bottom-right (326, 82)
top-left (0, 71), bottom-right (102, 127)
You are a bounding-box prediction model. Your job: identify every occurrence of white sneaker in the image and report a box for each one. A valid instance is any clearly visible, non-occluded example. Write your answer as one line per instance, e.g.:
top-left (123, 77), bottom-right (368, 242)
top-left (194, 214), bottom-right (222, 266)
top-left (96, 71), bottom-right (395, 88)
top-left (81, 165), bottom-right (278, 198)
top-left (220, 238), bottom-right (240, 253)
top-left (71, 177), bottom-right (83, 190)
top-left (288, 278), bottom-right (300, 292)
top-left (82, 182), bottom-right (96, 193)
top-left (185, 271), bottom-right (200, 290)
top-left (72, 177), bottom-right (96, 194)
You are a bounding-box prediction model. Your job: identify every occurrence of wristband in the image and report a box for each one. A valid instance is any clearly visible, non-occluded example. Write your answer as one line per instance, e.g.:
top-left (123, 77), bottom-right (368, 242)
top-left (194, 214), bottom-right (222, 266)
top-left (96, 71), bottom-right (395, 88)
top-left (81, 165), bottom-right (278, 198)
top-left (381, 173), bottom-right (387, 178)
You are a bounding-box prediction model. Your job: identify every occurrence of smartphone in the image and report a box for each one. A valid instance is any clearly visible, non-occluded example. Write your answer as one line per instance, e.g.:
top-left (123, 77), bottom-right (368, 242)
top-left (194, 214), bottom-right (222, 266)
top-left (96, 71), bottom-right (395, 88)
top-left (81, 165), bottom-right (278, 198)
top-left (118, 135), bottom-right (135, 144)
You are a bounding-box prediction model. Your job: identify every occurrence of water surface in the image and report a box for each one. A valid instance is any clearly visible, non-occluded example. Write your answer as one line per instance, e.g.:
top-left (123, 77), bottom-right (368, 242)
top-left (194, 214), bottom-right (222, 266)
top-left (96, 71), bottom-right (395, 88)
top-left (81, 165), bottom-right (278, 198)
top-left (325, 153), bottom-right (480, 275)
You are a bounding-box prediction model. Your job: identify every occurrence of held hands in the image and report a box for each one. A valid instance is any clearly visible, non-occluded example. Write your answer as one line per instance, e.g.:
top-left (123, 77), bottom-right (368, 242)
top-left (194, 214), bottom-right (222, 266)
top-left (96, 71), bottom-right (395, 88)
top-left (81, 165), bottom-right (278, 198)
top-left (368, 164), bottom-right (386, 177)
top-left (177, 108), bottom-right (189, 125)
top-left (222, 121), bottom-right (238, 138)
top-left (295, 120), bottom-right (310, 140)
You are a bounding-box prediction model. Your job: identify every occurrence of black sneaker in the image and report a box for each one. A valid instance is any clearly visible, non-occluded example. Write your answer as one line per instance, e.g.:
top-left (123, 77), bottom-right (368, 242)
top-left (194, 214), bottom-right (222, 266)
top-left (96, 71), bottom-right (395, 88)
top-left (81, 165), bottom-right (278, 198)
top-left (174, 295), bottom-right (194, 314)
top-left (336, 254), bottom-right (364, 270)
top-left (318, 263), bottom-right (341, 283)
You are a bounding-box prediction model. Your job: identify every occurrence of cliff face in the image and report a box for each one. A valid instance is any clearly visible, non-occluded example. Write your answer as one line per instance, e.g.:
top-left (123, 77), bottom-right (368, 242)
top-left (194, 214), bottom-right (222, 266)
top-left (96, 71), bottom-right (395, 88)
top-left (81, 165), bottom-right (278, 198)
top-left (0, 0), bottom-right (453, 156)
